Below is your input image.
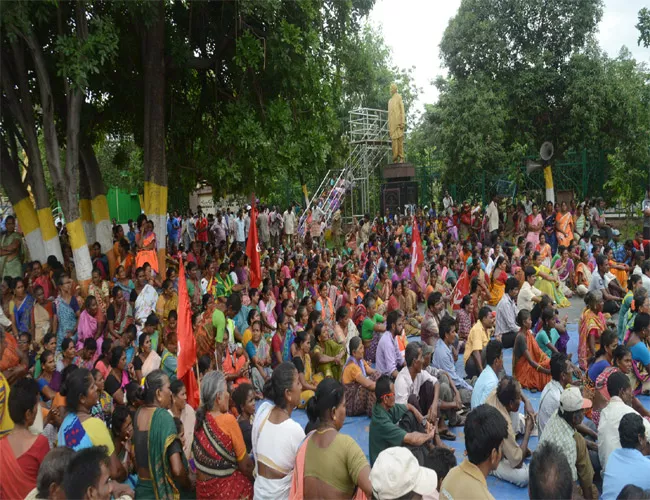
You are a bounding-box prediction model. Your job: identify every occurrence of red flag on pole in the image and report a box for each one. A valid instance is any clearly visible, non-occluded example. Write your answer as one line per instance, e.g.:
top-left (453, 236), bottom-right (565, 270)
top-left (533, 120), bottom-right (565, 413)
top-left (246, 194), bottom-right (262, 289)
top-left (176, 257), bottom-right (200, 408)
top-left (410, 216), bottom-right (424, 274)
top-left (451, 270), bottom-right (470, 310)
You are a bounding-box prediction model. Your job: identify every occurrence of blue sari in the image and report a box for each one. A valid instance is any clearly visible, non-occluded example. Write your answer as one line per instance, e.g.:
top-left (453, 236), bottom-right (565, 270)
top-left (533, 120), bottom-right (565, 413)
top-left (55, 296), bottom-right (78, 352)
top-left (13, 294), bottom-right (35, 333)
top-left (58, 413), bottom-right (93, 451)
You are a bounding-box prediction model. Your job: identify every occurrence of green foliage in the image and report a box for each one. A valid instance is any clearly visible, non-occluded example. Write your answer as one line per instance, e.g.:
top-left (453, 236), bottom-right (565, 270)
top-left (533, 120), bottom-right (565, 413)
top-left (638, 8), bottom-right (650, 48)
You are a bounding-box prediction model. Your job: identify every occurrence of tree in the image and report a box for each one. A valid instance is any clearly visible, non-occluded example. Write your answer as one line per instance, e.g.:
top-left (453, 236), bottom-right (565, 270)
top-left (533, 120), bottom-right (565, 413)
top-left (638, 8), bottom-right (650, 48)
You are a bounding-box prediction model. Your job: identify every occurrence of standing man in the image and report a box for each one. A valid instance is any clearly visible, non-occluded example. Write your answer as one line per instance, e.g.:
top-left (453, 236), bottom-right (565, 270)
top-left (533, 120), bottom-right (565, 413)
top-left (443, 190), bottom-right (454, 217)
top-left (283, 204), bottom-right (296, 247)
top-left (257, 207), bottom-right (270, 248)
top-left (486, 195), bottom-right (500, 245)
top-left (234, 210), bottom-right (246, 247)
top-left (387, 83), bottom-right (405, 163)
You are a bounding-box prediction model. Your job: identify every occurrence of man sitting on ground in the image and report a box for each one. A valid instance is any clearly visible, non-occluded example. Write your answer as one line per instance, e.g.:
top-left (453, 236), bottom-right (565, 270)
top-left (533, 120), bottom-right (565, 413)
top-left (432, 316), bottom-right (472, 405)
top-left (465, 307), bottom-right (496, 378)
top-left (484, 376), bottom-right (534, 487)
top-left (375, 310), bottom-right (405, 379)
top-left (599, 371), bottom-right (650, 471)
top-left (528, 442), bottom-right (574, 500)
top-left (537, 387), bottom-right (597, 499)
top-left (440, 404), bottom-right (508, 500)
top-left (602, 413), bottom-right (650, 499)
top-left (494, 277), bottom-right (520, 349)
top-left (63, 446), bottom-right (114, 500)
top-left (369, 375), bottom-right (436, 465)
top-left (517, 266), bottom-right (543, 312)
top-left (470, 339), bottom-right (502, 409)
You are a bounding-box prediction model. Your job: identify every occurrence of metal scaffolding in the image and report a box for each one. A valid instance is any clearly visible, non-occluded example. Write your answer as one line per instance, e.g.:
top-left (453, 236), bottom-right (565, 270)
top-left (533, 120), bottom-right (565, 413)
top-left (297, 108), bottom-right (390, 236)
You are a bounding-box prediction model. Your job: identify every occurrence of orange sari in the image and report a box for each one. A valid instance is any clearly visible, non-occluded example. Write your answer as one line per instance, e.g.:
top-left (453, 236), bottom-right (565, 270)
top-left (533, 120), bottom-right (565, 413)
top-left (514, 331), bottom-right (551, 391)
top-left (609, 260), bottom-right (628, 293)
top-left (136, 232), bottom-right (159, 273)
top-left (556, 211), bottom-right (574, 247)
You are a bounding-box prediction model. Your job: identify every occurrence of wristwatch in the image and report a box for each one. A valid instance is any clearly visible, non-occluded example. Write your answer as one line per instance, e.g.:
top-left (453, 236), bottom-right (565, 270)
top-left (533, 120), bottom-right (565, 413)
top-left (421, 417), bottom-right (428, 428)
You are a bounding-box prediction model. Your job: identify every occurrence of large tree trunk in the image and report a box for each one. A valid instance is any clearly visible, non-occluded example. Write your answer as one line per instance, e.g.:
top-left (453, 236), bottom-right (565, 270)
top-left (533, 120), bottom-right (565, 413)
top-left (0, 40), bottom-right (63, 263)
top-left (0, 136), bottom-right (46, 263)
top-left (143, 0), bottom-right (168, 270)
top-left (80, 142), bottom-right (114, 274)
top-left (22, 2), bottom-right (93, 291)
top-left (78, 160), bottom-right (96, 245)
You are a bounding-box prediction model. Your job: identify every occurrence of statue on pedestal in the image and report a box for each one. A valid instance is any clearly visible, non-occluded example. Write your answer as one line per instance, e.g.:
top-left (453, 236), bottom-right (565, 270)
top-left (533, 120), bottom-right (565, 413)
top-left (387, 83), bottom-right (405, 163)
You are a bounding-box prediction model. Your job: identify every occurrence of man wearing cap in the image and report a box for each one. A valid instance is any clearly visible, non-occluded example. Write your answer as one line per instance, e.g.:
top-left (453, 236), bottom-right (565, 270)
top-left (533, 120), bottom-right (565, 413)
top-left (441, 404), bottom-right (508, 500)
top-left (608, 229), bottom-right (625, 263)
top-left (598, 371), bottom-right (650, 471)
top-left (371, 447), bottom-right (439, 500)
top-left (537, 386), bottom-right (597, 499)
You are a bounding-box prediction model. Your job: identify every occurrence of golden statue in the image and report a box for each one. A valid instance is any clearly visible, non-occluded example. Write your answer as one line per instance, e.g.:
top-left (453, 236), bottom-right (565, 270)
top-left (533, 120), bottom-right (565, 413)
top-left (387, 83), bottom-right (405, 163)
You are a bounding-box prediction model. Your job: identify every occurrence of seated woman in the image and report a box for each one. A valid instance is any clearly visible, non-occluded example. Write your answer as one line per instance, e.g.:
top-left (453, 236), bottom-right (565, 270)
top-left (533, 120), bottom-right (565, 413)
top-left (155, 279), bottom-right (178, 331)
top-left (222, 340), bottom-right (252, 390)
top-left (58, 368), bottom-right (126, 481)
top-left (513, 309), bottom-right (551, 392)
top-left (88, 267), bottom-right (110, 318)
top-left (624, 291), bottom-right (650, 340)
top-left (77, 337), bottom-right (98, 370)
top-left (132, 332), bottom-right (160, 382)
top-left (160, 331), bottom-right (179, 382)
top-left (532, 251), bottom-right (570, 308)
top-left (619, 275), bottom-right (644, 341)
top-left (488, 256), bottom-right (508, 306)
top-left (232, 383), bottom-right (256, 454)
top-left (105, 346), bottom-right (134, 405)
top-left (342, 337), bottom-right (379, 417)
top-left (0, 379), bottom-right (50, 500)
top-left (290, 378), bottom-right (372, 499)
top-left (552, 245), bottom-right (575, 298)
top-left (575, 250), bottom-right (593, 296)
top-left (591, 346), bottom-right (650, 426)
top-left (9, 277), bottom-right (35, 338)
top-left (37, 349), bottom-right (61, 406)
top-left (76, 295), bottom-right (103, 359)
top-left (625, 312), bottom-right (650, 395)
top-left (312, 324), bottom-right (346, 381)
top-left (535, 307), bottom-right (564, 358)
top-left (91, 368), bottom-right (113, 426)
top-left (133, 370), bottom-right (192, 498)
top-left (106, 286), bottom-right (134, 343)
top-left (605, 246), bottom-right (629, 293)
top-left (113, 264), bottom-right (135, 302)
top-left (359, 296), bottom-right (386, 363)
top-left (293, 330), bottom-right (322, 408)
top-left (169, 380), bottom-right (196, 461)
top-left (578, 290), bottom-right (608, 371)
top-left (246, 320), bottom-right (272, 393)
top-left (536, 233), bottom-right (553, 268)
top-left (193, 371), bottom-right (254, 499)
top-left (56, 337), bottom-right (80, 372)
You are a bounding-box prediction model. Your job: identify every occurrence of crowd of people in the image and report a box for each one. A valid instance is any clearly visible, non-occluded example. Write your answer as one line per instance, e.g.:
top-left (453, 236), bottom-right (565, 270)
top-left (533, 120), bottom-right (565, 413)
top-left (1, 189), bottom-right (650, 499)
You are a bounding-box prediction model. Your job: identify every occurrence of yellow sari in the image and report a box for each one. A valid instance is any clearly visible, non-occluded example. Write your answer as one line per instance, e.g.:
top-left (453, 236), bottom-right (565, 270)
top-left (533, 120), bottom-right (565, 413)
top-left (534, 265), bottom-right (570, 308)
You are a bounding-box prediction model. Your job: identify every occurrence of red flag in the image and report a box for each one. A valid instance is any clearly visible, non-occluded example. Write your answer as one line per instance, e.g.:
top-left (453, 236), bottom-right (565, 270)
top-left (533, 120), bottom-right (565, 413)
top-left (176, 257), bottom-right (200, 408)
top-left (246, 194), bottom-right (262, 289)
top-left (451, 270), bottom-right (470, 310)
top-left (410, 216), bottom-right (424, 274)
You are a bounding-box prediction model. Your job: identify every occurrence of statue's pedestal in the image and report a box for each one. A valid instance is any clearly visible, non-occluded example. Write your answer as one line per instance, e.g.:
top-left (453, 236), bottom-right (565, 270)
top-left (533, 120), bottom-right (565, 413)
top-left (381, 163), bottom-right (418, 213)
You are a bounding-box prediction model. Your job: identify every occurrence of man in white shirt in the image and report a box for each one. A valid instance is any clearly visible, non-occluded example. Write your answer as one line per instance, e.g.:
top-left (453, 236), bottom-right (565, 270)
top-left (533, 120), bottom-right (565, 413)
top-left (598, 371), bottom-right (650, 471)
top-left (395, 341), bottom-right (454, 438)
top-left (443, 191), bottom-right (453, 216)
top-left (517, 266), bottom-right (543, 312)
top-left (486, 195), bottom-right (500, 244)
top-left (494, 277), bottom-right (520, 349)
top-left (283, 206), bottom-right (296, 247)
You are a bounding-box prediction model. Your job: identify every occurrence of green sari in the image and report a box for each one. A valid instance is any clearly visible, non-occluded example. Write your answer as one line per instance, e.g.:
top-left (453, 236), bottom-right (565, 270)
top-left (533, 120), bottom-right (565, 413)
top-left (135, 408), bottom-right (194, 500)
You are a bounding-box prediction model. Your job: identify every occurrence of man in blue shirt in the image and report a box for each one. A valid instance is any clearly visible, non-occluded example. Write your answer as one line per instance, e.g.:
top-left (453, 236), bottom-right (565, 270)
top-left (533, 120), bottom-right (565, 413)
top-left (375, 310), bottom-right (405, 379)
top-left (432, 316), bottom-right (472, 405)
top-left (602, 412), bottom-right (650, 500)
top-left (166, 211), bottom-right (180, 248)
top-left (471, 339), bottom-right (503, 409)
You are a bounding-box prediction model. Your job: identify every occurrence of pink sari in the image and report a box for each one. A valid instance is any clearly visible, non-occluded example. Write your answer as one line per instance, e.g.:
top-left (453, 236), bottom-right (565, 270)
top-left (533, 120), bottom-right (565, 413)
top-left (76, 309), bottom-right (102, 360)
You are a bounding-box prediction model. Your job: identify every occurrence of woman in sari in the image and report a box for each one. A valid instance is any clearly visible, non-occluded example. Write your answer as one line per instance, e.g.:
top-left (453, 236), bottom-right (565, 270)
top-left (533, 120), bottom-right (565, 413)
top-left (57, 337), bottom-right (80, 372)
top-left (0, 216), bottom-right (24, 280)
top-left (252, 362), bottom-right (305, 500)
top-left (170, 379), bottom-right (196, 460)
top-left (578, 290), bottom-right (608, 371)
top-left (525, 203), bottom-right (543, 248)
top-left (591, 346), bottom-right (650, 426)
top-left (536, 233), bottom-right (553, 268)
top-left (77, 295), bottom-right (103, 358)
top-left (625, 292), bottom-right (650, 339)
top-left (37, 349), bottom-right (62, 406)
top-left (9, 277), bottom-right (35, 338)
top-left (193, 371), bottom-right (253, 499)
top-left (0, 378), bottom-right (50, 500)
top-left (91, 368), bottom-right (113, 426)
top-left (575, 249), bottom-right (593, 296)
top-left (488, 256), bottom-right (508, 306)
top-left (556, 201), bottom-right (574, 248)
top-left (114, 264), bottom-right (135, 303)
top-left (106, 287), bottom-right (134, 344)
top-left (135, 219), bottom-right (159, 274)
top-left (532, 251), bottom-right (570, 308)
top-left (88, 268), bottom-right (110, 318)
top-left (58, 368), bottom-right (126, 480)
top-left (134, 278), bottom-right (158, 336)
top-left (619, 275), bottom-right (644, 341)
top-left (342, 336), bottom-right (379, 417)
top-left (246, 320), bottom-right (272, 393)
top-left (604, 246), bottom-right (629, 293)
top-left (31, 285), bottom-right (56, 348)
top-left (312, 323), bottom-right (346, 380)
top-left (412, 261), bottom-right (428, 302)
top-left (54, 273), bottom-right (80, 353)
top-left (291, 378), bottom-right (372, 500)
top-left (513, 309), bottom-right (551, 391)
top-left (133, 332), bottom-right (161, 382)
top-left (156, 279), bottom-right (179, 331)
top-left (133, 370), bottom-right (193, 499)
top-left (333, 305), bottom-right (358, 353)
top-left (625, 312), bottom-right (650, 395)
top-left (105, 346), bottom-right (134, 405)
top-left (552, 245), bottom-right (575, 298)
top-left (292, 330), bottom-right (322, 408)
top-left (542, 202), bottom-right (558, 254)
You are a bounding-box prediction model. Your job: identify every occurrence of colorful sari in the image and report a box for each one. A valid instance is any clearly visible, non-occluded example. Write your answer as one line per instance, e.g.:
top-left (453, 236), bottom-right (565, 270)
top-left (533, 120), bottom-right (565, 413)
top-left (513, 331), bottom-right (551, 391)
top-left (135, 284), bottom-right (158, 335)
top-left (533, 264), bottom-right (570, 307)
top-left (525, 214), bottom-right (543, 248)
top-left (553, 257), bottom-right (575, 298)
top-left (11, 294), bottom-right (35, 333)
top-left (114, 279), bottom-right (135, 302)
top-left (77, 309), bottom-right (101, 356)
top-left (556, 212), bottom-right (574, 247)
top-left (313, 340), bottom-right (346, 380)
top-left (488, 269), bottom-right (507, 306)
top-left (578, 308), bottom-right (607, 370)
top-left (88, 281), bottom-right (110, 315)
top-left (135, 407), bottom-right (191, 500)
top-left (136, 232), bottom-right (159, 273)
top-left (628, 341), bottom-right (650, 395)
top-left (282, 328), bottom-right (296, 362)
top-left (57, 413), bottom-right (104, 451)
top-left (112, 301), bottom-right (134, 339)
top-left (55, 296), bottom-right (78, 352)
top-left (193, 412), bottom-right (253, 499)
top-left (543, 213), bottom-right (558, 254)
top-left (618, 291), bottom-right (634, 341)
top-left (342, 357), bottom-right (379, 417)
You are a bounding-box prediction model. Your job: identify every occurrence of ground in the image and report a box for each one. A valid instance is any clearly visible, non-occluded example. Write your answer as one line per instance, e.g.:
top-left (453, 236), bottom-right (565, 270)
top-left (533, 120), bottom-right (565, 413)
top-left (286, 296), bottom-right (650, 499)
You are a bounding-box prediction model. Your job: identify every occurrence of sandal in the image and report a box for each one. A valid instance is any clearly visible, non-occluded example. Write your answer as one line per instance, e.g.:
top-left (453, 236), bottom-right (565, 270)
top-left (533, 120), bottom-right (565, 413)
top-left (439, 429), bottom-right (457, 441)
